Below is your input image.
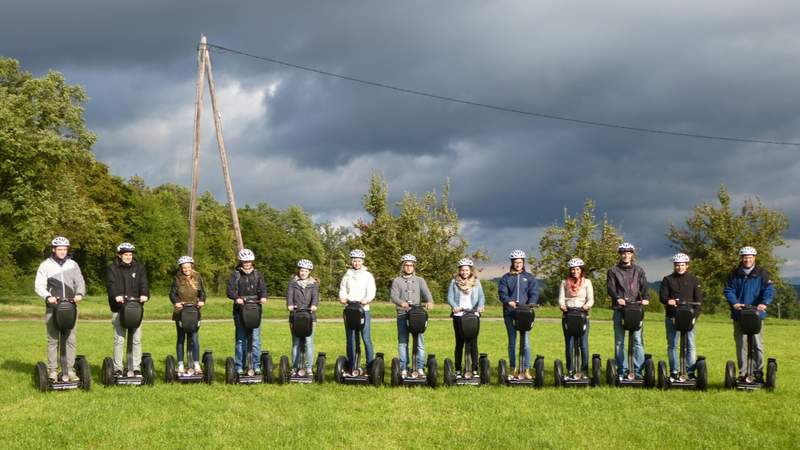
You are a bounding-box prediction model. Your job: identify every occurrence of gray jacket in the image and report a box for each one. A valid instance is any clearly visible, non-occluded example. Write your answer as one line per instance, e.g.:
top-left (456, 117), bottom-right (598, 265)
top-left (390, 274), bottom-right (433, 314)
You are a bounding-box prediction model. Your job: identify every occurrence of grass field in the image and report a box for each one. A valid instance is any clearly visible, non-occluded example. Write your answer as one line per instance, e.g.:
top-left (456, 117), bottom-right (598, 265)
top-left (1, 296), bottom-right (798, 448)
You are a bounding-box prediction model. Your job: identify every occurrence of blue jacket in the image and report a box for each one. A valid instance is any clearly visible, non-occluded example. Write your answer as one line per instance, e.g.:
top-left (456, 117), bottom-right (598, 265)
top-left (723, 265), bottom-right (774, 320)
top-left (498, 271), bottom-right (539, 316)
top-left (447, 277), bottom-right (485, 311)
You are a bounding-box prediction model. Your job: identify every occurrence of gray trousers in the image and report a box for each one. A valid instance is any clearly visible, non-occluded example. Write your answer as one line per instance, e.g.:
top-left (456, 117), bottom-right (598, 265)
top-left (733, 320), bottom-right (764, 375)
top-left (45, 309), bottom-right (77, 373)
top-left (112, 312), bottom-right (142, 372)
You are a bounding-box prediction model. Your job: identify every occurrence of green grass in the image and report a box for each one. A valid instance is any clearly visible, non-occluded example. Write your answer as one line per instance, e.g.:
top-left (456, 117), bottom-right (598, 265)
top-left (1, 300), bottom-right (798, 448)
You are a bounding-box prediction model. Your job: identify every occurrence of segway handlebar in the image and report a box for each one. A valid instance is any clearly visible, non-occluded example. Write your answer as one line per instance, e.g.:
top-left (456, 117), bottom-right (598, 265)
top-left (53, 297), bottom-right (76, 304)
top-left (241, 295), bottom-right (260, 303)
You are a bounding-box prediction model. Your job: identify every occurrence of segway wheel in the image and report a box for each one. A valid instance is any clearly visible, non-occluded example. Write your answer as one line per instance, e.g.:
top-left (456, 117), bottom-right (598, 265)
top-left (370, 356), bottom-right (384, 387)
top-left (479, 356), bottom-right (491, 385)
top-left (554, 359), bottom-right (563, 387)
top-left (76, 356), bottom-right (91, 391)
top-left (335, 356), bottom-right (347, 384)
top-left (427, 356), bottom-right (438, 388)
top-left (203, 351), bottom-right (215, 384)
top-left (164, 355), bottom-right (176, 384)
top-left (102, 357), bottom-right (114, 386)
top-left (498, 359), bottom-right (508, 385)
top-left (260, 352), bottom-right (273, 384)
top-left (390, 357), bottom-right (401, 387)
top-left (443, 358), bottom-right (454, 386)
top-left (142, 354), bottom-right (155, 386)
top-left (278, 355), bottom-right (290, 385)
top-left (591, 355), bottom-right (601, 387)
top-left (724, 360), bottom-right (736, 389)
top-left (315, 353), bottom-right (326, 384)
top-left (225, 357), bottom-right (236, 385)
top-left (533, 356), bottom-right (544, 388)
top-left (643, 357), bottom-right (655, 388)
top-left (766, 359), bottom-right (777, 391)
top-left (696, 358), bottom-right (708, 391)
top-left (34, 362), bottom-right (49, 392)
top-left (606, 358), bottom-right (618, 386)
top-left (657, 360), bottom-right (667, 390)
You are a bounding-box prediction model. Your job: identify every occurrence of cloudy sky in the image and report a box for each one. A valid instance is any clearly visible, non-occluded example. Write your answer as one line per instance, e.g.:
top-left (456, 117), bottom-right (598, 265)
top-left (3, 1), bottom-right (800, 279)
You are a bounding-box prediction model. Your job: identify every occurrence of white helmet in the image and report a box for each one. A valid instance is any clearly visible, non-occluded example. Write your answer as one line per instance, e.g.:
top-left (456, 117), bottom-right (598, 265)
top-left (116, 242), bottom-right (135, 253)
top-left (457, 258), bottom-right (474, 267)
top-left (400, 254), bottom-right (417, 263)
top-left (238, 248), bottom-right (255, 262)
top-left (177, 255), bottom-right (194, 266)
top-left (568, 258), bottom-right (585, 268)
top-left (739, 246), bottom-right (757, 256)
top-left (349, 249), bottom-right (366, 259)
top-left (618, 242), bottom-right (636, 253)
top-left (297, 259), bottom-right (314, 270)
top-left (509, 250), bottom-right (527, 260)
top-left (51, 236), bottom-right (70, 247)
top-left (672, 253), bottom-right (690, 263)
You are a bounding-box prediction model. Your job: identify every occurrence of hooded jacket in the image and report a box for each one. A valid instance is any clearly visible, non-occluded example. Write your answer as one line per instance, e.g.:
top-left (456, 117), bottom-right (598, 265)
top-left (35, 256), bottom-right (86, 307)
top-left (338, 266), bottom-right (376, 311)
top-left (606, 263), bottom-right (649, 309)
top-left (286, 275), bottom-right (320, 321)
top-left (723, 265), bottom-right (774, 320)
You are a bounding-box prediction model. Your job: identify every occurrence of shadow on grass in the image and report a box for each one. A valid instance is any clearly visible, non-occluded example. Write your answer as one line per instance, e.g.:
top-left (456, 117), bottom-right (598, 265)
top-left (2, 359), bottom-right (36, 375)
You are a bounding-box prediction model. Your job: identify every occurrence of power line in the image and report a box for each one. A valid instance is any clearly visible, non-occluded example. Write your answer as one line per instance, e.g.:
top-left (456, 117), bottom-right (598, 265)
top-left (206, 42), bottom-right (800, 147)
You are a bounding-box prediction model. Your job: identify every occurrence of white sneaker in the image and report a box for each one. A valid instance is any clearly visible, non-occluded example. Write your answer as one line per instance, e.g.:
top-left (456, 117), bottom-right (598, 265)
top-left (401, 370), bottom-right (408, 379)
top-left (177, 362), bottom-right (185, 374)
top-left (417, 368), bottom-right (425, 378)
top-left (193, 362), bottom-right (201, 372)
top-left (48, 371), bottom-right (57, 381)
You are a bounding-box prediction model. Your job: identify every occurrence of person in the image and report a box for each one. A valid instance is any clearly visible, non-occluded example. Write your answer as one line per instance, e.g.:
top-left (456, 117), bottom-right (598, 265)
top-left (338, 249), bottom-right (376, 375)
top-left (723, 246), bottom-right (774, 382)
top-left (606, 242), bottom-right (650, 378)
top-left (169, 255), bottom-right (207, 374)
top-left (286, 259), bottom-right (319, 376)
top-left (558, 257), bottom-right (594, 375)
top-left (446, 258), bottom-right (485, 376)
top-left (226, 248), bottom-right (268, 375)
top-left (105, 242), bottom-right (150, 377)
top-left (498, 249), bottom-right (539, 380)
top-left (659, 252), bottom-right (703, 378)
top-left (390, 254), bottom-right (434, 378)
top-left (34, 236), bottom-right (86, 381)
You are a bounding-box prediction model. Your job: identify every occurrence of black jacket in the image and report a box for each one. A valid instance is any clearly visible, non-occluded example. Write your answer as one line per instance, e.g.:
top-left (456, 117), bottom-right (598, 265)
top-left (659, 272), bottom-right (703, 317)
top-left (606, 263), bottom-right (649, 309)
top-left (105, 258), bottom-right (150, 312)
top-left (226, 267), bottom-right (268, 313)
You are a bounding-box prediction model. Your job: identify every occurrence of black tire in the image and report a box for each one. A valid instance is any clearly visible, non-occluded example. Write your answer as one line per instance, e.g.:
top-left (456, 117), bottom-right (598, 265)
top-left (427, 356), bottom-right (438, 388)
top-left (203, 352), bottom-right (214, 384)
top-left (142, 355), bottom-right (155, 386)
top-left (479, 356), bottom-right (491, 385)
top-left (696, 358), bottom-right (708, 391)
top-left (315, 353), bottom-right (326, 384)
top-left (533, 356), bottom-right (544, 388)
top-left (643, 357), bottom-right (655, 388)
top-left (261, 352), bottom-right (273, 384)
top-left (766, 359), bottom-right (777, 391)
top-left (554, 359), bottom-right (563, 387)
top-left (102, 356), bottom-right (114, 386)
top-left (606, 358), bottom-right (618, 387)
top-left (370, 356), bottom-right (384, 387)
top-left (724, 360), bottom-right (736, 389)
top-left (657, 360), bottom-right (667, 390)
top-left (164, 355), bottom-right (176, 384)
top-left (278, 355), bottom-right (290, 385)
top-left (225, 357), bottom-right (236, 385)
top-left (76, 356), bottom-right (91, 391)
top-left (443, 358), bottom-right (455, 387)
top-left (498, 359), bottom-right (508, 386)
top-left (591, 356), bottom-right (601, 387)
top-left (34, 361), bottom-right (48, 392)
top-left (335, 356), bottom-right (347, 384)
top-left (390, 357), bottom-right (400, 387)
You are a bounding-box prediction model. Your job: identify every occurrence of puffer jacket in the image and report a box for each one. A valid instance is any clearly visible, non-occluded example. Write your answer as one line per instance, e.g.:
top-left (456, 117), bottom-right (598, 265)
top-left (723, 265), bottom-right (774, 320)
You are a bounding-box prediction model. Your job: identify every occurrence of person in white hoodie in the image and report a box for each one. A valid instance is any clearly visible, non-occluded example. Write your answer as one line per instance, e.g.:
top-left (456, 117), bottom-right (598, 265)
top-left (338, 249), bottom-right (376, 375)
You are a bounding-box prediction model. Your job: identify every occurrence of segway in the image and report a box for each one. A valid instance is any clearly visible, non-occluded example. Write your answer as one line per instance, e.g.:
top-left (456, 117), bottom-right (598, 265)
top-left (164, 303), bottom-right (214, 384)
top-left (34, 298), bottom-right (91, 392)
top-left (605, 300), bottom-right (655, 388)
top-left (101, 297), bottom-right (154, 386)
top-left (225, 297), bottom-right (273, 384)
top-left (277, 308), bottom-right (326, 384)
top-left (657, 301), bottom-right (707, 391)
top-left (724, 305), bottom-right (777, 391)
top-left (554, 307), bottom-right (601, 387)
top-left (334, 301), bottom-right (385, 387)
top-left (444, 309), bottom-right (490, 387)
top-left (498, 304), bottom-right (544, 387)
top-left (390, 304), bottom-right (438, 388)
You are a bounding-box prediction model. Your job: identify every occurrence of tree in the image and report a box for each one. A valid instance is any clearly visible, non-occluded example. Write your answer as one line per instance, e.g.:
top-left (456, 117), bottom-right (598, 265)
top-left (317, 222), bottom-right (353, 300)
top-left (666, 185), bottom-right (791, 314)
top-left (530, 199), bottom-right (623, 306)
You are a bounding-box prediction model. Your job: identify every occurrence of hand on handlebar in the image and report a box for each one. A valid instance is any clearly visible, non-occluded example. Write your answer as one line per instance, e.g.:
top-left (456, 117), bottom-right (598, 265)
top-left (339, 298), bottom-right (347, 305)
top-left (616, 299), bottom-right (626, 306)
top-left (74, 295), bottom-right (82, 302)
top-left (139, 295), bottom-right (148, 303)
top-left (508, 301), bottom-right (517, 309)
top-left (115, 296), bottom-right (124, 303)
top-left (641, 300), bottom-right (649, 306)
top-left (310, 305), bottom-right (317, 312)
top-left (236, 298), bottom-right (244, 305)
top-left (559, 305), bottom-right (567, 312)
top-left (425, 302), bottom-right (433, 310)
top-left (757, 304), bottom-right (767, 312)
top-left (453, 307), bottom-right (462, 313)
top-left (47, 296), bottom-right (57, 304)
top-left (175, 302), bottom-right (184, 310)
top-left (197, 301), bottom-right (204, 308)
top-left (733, 303), bottom-right (743, 310)
top-left (667, 299), bottom-right (677, 306)
top-left (260, 298), bottom-right (267, 304)
top-left (288, 305), bottom-right (295, 311)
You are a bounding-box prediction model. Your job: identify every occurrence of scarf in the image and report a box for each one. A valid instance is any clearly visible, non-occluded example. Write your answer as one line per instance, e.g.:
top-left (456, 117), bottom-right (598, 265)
top-left (454, 274), bottom-right (477, 294)
top-left (566, 276), bottom-right (584, 297)
top-left (293, 274), bottom-right (316, 289)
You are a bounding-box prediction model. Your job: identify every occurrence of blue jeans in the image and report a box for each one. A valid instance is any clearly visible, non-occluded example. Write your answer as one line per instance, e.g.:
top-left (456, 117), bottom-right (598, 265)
top-left (564, 319), bottom-right (590, 373)
top-left (292, 328), bottom-right (315, 370)
top-left (176, 322), bottom-right (200, 364)
top-left (345, 311), bottom-right (374, 371)
top-left (613, 309), bottom-right (644, 376)
top-left (397, 314), bottom-right (426, 371)
top-left (504, 315), bottom-right (531, 370)
top-left (665, 317), bottom-right (696, 374)
top-left (233, 313), bottom-right (261, 372)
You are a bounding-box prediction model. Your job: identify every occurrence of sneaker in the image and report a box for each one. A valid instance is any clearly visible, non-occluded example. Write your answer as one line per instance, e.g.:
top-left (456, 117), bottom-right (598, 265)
top-left (194, 362), bottom-right (202, 372)
top-left (48, 371), bottom-right (57, 381)
top-left (254, 368), bottom-right (262, 375)
top-left (113, 370), bottom-right (123, 378)
top-left (177, 362), bottom-right (185, 374)
top-left (306, 369), bottom-right (313, 378)
top-left (68, 371), bottom-right (80, 382)
top-left (523, 369), bottom-right (532, 380)
top-left (134, 371), bottom-right (142, 378)
top-left (401, 370), bottom-right (408, 379)
top-left (417, 368), bottom-right (425, 378)
top-left (511, 368), bottom-right (519, 379)
top-left (237, 369), bottom-right (244, 376)
top-left (670, 372), bottom-right (679, 380)
top-left (455, 370), bottom-right (462, 378)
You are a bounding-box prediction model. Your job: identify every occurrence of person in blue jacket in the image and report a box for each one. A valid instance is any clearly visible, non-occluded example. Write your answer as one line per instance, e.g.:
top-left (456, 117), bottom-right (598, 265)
top-left (447, 258), bottom-right (485, 376)
top-left (723, 246), bottom-right (774, 382)
top-left (498, 249), bottom-right (538, 379)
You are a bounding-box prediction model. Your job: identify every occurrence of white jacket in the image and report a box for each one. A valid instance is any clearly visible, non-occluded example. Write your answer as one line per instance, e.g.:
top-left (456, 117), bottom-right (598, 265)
top-left (339, 267), bottom-right (376, 311)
